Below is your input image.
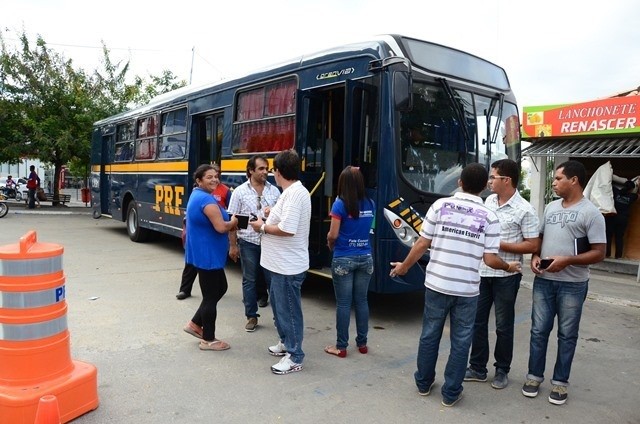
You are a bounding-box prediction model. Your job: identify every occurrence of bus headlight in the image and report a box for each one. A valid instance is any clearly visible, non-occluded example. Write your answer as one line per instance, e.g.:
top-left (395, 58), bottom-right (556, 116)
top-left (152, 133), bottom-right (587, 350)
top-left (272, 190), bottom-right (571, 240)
top-left (383, 208), bottom-right (420, 248)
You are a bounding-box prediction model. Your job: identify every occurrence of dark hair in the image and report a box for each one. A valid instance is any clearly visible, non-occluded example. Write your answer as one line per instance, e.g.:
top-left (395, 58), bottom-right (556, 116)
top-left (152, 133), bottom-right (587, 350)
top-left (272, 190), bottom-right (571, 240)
top-left (491, 159), bottom-right (519, 188)
top-left (193, 163), bottom-right (220, 183)
top-left (460, 163), bottom-right (488, 194)
top-left (337, 166), bottom-right (367, 218)
top-left (273, 149), bottom-right (300, 181)
top-left (556, 160), bottom-right (586, 188)
top-left (246, 155), bottom-right (268, 179)
top-left (30, 165), bottom-right (35, 171)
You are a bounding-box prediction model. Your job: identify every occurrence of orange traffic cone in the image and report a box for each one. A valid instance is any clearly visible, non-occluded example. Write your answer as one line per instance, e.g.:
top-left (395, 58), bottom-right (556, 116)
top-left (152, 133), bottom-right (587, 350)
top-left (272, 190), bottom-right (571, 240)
top-left (34, 395), bottom-right (60, 424)
top-left (0, 231), bottom-right (98, 423)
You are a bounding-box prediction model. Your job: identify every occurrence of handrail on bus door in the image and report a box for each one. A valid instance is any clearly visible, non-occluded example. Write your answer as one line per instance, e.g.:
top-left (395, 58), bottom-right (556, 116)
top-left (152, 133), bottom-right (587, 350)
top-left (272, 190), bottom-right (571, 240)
top-left (308, 172), bottom-right (326, 197)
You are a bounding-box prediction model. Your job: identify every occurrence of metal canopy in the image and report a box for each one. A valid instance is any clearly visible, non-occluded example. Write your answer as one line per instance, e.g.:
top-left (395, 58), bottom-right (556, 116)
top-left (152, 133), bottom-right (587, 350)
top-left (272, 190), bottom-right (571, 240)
top-left (523, 137), bottom-right (640, 158)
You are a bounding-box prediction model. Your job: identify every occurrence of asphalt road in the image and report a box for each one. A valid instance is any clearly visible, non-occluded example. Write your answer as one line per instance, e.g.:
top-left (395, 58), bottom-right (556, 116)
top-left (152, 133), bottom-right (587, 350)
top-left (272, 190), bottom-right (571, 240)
top-left (1, 213), bottom-right (639, 423)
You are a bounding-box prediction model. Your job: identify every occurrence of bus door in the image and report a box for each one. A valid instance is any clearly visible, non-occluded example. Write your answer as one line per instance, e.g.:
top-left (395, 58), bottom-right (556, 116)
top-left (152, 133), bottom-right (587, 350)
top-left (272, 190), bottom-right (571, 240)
top-left (297, 86), bottom-right (347, 269)
top-left (100, 133), bottom-right (113, 216)
top-left (344, 79), bottom-right (378, 190)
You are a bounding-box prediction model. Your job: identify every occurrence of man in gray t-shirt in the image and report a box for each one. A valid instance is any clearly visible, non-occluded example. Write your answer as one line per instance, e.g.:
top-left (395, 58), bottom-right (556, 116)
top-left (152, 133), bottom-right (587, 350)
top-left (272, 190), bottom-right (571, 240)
top-left (522, 160), bottom-right (606, 406)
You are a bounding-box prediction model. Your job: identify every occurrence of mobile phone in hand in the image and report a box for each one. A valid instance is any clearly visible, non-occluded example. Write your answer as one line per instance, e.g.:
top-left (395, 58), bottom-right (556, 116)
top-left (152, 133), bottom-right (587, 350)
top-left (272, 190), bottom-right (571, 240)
top-left (539, 258), bottom-right (554, 270)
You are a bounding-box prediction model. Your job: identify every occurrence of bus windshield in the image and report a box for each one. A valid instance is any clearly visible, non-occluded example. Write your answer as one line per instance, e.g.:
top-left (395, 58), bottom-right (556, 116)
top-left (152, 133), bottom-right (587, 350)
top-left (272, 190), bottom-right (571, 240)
top-left (400, 81), bottom-right (520, 195)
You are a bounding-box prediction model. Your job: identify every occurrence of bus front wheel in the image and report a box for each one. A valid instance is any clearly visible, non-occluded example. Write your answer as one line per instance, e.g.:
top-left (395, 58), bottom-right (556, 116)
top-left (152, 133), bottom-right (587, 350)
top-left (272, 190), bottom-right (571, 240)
top-left (126, 202), bottom-right (150, 242)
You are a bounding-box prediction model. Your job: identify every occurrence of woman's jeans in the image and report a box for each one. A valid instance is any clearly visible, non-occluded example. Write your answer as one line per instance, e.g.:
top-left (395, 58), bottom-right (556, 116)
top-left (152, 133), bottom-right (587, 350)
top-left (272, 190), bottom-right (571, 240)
top-left (414, 288), bottom-right (477, 403)
top-left (527, 276), bottom-right (588, 386)
top-left (331, 255), bottom-right (373, 350)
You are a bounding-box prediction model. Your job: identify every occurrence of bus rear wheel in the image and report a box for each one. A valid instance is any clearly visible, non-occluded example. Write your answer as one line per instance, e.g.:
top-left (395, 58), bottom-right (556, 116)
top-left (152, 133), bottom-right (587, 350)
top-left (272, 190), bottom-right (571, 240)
top-left (126, 202), bottom-right (150, 242)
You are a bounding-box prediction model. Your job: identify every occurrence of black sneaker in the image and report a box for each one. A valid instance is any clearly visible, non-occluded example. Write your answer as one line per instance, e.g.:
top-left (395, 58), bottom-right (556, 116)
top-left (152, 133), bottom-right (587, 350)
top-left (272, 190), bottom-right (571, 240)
top-left (548, 385), bottom-right (568, 405)
top-left (418, 381), bottom-right (435, 396)
top-left (491, 370), bottom-right (508, 389)
top-left (441, 394), bottom-right (463, 407)
top-left (522, 379), bottom-right (541, 398)
top-left (463, 367), bottom-right (487, 382)
top-left (258, 297), bottom-right (268, 308)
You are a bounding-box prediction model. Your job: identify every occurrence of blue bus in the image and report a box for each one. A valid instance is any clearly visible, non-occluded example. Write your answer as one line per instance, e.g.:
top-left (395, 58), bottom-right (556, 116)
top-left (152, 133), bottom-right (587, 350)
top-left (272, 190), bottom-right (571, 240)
top-left (90, 34), bottom-right (521, 293)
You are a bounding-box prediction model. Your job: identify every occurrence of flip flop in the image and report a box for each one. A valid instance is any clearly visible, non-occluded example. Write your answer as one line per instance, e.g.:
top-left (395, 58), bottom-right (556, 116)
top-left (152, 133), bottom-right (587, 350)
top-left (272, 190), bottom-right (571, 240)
top-left (324, 345), bottom-right (347, 358)
top-left (199, 339), bottom-right (230, 351)
top-left (183, 321), bottom-right (203, 339)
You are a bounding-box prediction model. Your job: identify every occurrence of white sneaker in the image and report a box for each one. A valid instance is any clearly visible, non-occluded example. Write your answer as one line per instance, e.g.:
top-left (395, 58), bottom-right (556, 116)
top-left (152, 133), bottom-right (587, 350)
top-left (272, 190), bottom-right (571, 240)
top-left (268, 341), bottom-right (287, 356)
top-left (271, 353), bottom-right (303, 375)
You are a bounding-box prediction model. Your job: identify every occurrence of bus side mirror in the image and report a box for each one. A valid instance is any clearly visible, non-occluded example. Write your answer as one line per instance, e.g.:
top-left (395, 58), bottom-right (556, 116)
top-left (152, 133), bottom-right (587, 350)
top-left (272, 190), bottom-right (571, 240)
top-left (394, 70), bottom-right (412, 112)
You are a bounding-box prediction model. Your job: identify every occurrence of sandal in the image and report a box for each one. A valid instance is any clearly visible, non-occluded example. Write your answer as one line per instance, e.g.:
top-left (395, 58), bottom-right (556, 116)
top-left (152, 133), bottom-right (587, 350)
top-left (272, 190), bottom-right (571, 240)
top-left (324, 345), bottom-right (347, 358)
top-left (199, 339), bottom-right (230, 351)
top-left (183, 321), bottom-right (203, 339)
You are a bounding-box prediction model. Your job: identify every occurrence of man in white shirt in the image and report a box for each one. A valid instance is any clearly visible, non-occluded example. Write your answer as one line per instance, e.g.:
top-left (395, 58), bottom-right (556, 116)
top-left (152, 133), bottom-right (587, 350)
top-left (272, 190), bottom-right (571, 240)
top-left (249, 150), bottom-right (311, 375)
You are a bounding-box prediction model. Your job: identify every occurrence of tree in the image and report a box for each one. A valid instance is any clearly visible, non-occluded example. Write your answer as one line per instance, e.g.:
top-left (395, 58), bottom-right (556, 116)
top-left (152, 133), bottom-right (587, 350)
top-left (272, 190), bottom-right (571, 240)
top-left (0, 30), bottom-right (186, 202)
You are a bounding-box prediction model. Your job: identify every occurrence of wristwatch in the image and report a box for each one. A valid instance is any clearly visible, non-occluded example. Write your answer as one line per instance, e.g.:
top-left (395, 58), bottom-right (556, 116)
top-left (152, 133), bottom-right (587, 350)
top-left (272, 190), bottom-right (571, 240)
top-left (260, 224), bottom-right (266, 234)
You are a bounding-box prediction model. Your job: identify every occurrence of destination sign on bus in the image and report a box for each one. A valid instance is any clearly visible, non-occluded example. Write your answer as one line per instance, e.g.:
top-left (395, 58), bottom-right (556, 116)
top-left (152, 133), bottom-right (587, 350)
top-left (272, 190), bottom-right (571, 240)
top-left (522, 96), bottom-right (640, 139)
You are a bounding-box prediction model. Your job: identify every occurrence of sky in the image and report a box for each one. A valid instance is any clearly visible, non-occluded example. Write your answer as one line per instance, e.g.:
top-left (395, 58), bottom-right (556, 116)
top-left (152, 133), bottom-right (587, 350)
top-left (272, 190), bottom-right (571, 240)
top-left (3, 0), bottom-right (640, 111)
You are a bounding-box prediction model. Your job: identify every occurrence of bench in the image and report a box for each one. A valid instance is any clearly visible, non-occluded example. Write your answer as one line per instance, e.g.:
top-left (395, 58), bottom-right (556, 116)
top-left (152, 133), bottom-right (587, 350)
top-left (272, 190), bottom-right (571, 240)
top-left (24, 192), bottom-right (71, 205)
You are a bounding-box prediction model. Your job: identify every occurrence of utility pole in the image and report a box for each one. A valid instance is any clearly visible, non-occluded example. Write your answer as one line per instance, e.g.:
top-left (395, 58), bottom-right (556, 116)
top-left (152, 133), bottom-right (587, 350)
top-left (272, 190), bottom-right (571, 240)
top-left (190, 46), bottom-right (195, 85)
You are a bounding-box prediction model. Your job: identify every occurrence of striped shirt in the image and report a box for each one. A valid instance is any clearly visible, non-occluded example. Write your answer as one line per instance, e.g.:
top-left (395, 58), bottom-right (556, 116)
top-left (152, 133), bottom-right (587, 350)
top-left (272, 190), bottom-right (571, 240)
top-left (260, 181), bottom-right (311, 275)
top-left (479, 191), bottom-right (539, 277)
top-left (421, 192), bottom-right (501, 297)
top-left (227, 180), bottom-right (281, 245)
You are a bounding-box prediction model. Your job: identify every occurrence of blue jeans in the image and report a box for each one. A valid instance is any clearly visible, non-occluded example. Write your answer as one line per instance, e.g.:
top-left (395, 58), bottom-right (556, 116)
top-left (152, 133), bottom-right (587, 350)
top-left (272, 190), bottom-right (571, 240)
top-left (527, 276), bottom-right (588, 386)
top-left (331, 255), bottom-right (373, 350)
top-left (239, 239), bottom-right (269, 318)
top-left (469, 274), bottom-right (521, 374)
top-left (415, 288), bottom-right (478, 403)
top-left (270, 271), bottom-right (306, 364)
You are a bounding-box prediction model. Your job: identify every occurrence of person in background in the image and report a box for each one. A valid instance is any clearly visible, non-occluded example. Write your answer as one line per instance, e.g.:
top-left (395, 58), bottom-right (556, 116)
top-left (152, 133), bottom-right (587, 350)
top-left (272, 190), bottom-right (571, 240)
top-left (605, 180), bottom-right (637, 259)
top-left (390, 163), bottom-right (521, 407)
top-left (2, 175), bottom-right (16, 198)
top-left (524, 160), bottom-right (606, 405)
top-left (228, 155), bottom-right (281, 332)
top-left (324, 166), bottom-right (374, 358)
top-left (176, 163), bottom-right (231, 300)
top-left (27, 165), bottom-right (40, 209)
top-left (182, 164), bottom-right (237, 351)
top-left (249, 150), bottom-right (311, 375)
top-left (465, 159), bottom-right (540, 389)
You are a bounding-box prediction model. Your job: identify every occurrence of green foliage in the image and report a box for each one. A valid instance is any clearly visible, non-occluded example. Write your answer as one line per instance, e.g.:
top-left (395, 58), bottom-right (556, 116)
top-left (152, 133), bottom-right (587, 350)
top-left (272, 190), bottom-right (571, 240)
top-left (0, 29), bottom-right (186, 196)
top-left (518, 166), bottom-right (530, 201)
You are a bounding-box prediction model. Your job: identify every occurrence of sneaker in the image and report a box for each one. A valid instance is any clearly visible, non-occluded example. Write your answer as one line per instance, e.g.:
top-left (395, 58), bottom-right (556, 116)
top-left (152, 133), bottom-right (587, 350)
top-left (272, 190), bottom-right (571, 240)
top-left (464, 367), bottom-right (487, 382)
top-left (418, 381), bottom-right (435, 396)
top-left (245, 317), bottom-right (258, 332)
top-left (271, 353), bottom-right (303, 375)
top-left (268, 341), bottom-right (287, 356)
top-left (441, 394), bottom-right (463, 407)
top-left (548, 385), bottom-right (568, 405)
top-left (258, 297), bottom-right (269, 308)
top-left (522, 379), bottom-right (541, 398)
top-left (491, 370), bottom-right (509, 389)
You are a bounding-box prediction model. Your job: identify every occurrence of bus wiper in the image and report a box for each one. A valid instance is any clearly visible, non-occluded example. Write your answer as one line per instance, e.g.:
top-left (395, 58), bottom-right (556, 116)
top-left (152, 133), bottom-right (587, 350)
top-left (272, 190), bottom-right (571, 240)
top-left (437, 78), bottom-right (471, 159)
top-left (487, 93), bottom-right (504, 148)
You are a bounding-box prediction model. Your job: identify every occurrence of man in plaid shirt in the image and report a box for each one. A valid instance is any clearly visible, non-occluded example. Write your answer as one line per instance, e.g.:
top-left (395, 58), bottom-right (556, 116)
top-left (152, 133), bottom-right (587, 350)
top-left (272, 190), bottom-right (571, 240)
top-left (465, 159), bottom-right (540, 390)
top-left (228, 155), bottom-right (281, 332)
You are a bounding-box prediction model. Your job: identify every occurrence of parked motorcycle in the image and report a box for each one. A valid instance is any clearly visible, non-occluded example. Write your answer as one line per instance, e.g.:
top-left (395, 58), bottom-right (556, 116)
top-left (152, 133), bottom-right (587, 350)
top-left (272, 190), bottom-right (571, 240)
top-left (0, 193), bottom-right (8, 218)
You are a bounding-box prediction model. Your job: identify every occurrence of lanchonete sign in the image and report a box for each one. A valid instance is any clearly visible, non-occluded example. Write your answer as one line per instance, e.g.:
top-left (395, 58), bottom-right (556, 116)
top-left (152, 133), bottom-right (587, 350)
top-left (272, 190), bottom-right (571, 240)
top-left (522, 96), bottom-right (640, 139)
